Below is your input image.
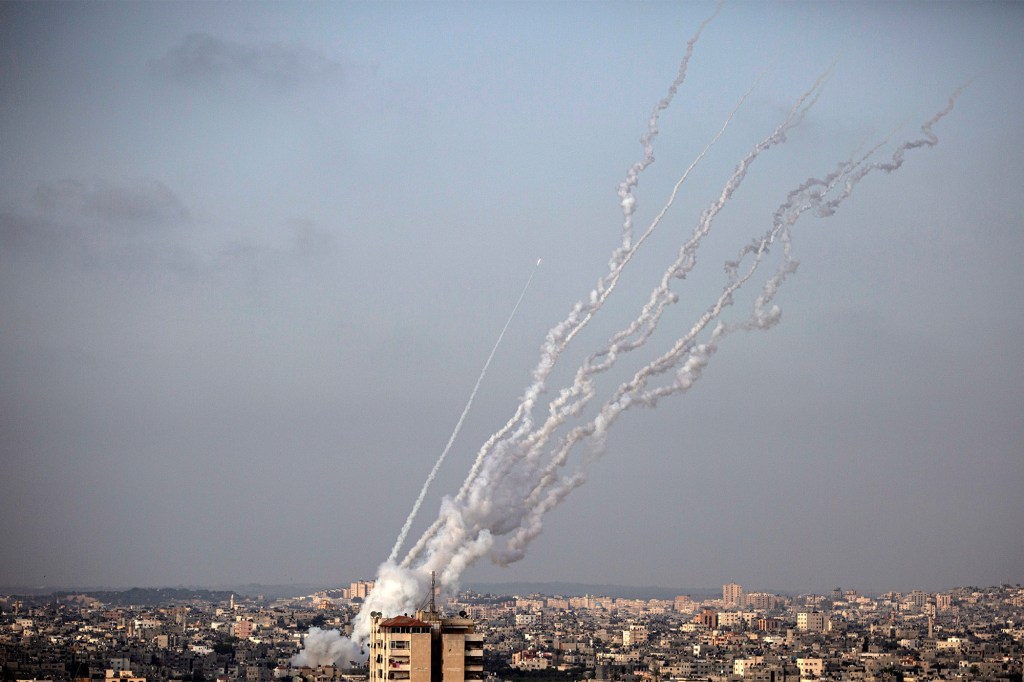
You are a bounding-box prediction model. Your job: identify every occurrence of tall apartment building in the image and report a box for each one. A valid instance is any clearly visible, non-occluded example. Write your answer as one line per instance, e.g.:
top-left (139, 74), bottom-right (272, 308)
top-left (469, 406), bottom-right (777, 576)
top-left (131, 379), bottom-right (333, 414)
top-left (744, 592), bottom-right (778, 611)
top-left (723, 582), bottom-right (744, 607)
top-left (368, 609), bottom-right (483, 682)
top-left (348, 580), bottom-right (376, 600)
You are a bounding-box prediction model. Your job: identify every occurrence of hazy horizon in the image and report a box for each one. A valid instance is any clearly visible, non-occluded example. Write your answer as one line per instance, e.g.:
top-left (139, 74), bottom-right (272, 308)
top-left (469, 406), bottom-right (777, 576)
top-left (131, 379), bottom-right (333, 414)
top-left (2, 2), bottom-right (1022, 596)
top-left (4, 579), bottom-right (1011, 602)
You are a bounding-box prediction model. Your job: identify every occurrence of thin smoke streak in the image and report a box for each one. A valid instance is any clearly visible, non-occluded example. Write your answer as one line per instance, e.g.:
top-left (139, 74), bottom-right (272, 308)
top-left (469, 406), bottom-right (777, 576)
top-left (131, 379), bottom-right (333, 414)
top-left (454, 66), bottom-right (826, 527)
top-left (387, 259), bottom-right (541, 563)
top-left (562, 70), bottom-right (764, 352)
top-left (618, 1), bottom-right (723, 244)
top-left (401, 9), bottom-right (729, 569)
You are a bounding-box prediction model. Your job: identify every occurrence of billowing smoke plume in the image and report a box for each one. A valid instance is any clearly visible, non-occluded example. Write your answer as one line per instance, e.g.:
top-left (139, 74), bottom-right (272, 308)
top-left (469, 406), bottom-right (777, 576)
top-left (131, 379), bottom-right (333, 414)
top-left (293, 7), bottom-right (965, 668)
top-left (291, 627), bottom-right (361, 669)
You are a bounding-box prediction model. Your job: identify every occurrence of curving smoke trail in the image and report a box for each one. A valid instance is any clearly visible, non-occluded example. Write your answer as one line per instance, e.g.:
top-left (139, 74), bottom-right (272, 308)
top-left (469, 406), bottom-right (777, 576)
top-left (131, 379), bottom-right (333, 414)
top-left (387, 258), bottom-right (542, 564)
top-left (399, 12), bottom-right (744, 571)
top-left (292, 11), bottom-right (967, 668)
top-left (400, 80), bottom-right (759, 571)
top-left (406, 64), bottom-right (833, 577)
top-left (488, 84), bottom-right (966, 565)
top-left (399, 61), bottom-right (830, 578)
top-left (618, 1), bottom-right (723, 244)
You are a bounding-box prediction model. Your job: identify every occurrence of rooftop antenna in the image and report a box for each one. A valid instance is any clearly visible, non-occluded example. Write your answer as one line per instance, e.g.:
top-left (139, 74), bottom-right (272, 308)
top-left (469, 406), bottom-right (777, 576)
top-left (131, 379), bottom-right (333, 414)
top-left (415, 571), bottom-right (439, 615)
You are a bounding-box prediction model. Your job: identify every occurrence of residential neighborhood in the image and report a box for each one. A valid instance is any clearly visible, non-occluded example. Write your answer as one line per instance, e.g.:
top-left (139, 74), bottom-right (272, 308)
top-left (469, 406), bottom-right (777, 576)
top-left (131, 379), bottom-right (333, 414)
top-left (2, 582), bottom-right (1022, 682)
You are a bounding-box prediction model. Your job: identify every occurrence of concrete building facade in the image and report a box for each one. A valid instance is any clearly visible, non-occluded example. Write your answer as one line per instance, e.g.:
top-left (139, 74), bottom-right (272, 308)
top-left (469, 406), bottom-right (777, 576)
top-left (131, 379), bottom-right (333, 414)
top-left (723, 583), bottom-right (744, 607)
top-left (796, 611), bottom-right (826, 633)
top-left (368, 610), bottom-right (483, 682)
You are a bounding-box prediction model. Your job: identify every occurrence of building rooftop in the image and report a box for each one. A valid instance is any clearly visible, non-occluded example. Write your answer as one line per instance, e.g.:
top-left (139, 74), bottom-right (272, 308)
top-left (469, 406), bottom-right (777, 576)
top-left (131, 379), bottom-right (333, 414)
top-left (379, 615), bottom-right (429, 628)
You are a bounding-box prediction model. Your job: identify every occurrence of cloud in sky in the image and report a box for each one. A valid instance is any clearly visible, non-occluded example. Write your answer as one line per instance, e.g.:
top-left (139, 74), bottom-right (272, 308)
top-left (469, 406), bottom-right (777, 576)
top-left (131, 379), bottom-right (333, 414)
top-left (32, 178), bottom-right (190, 225)
top-left (3, 175), bottom-right (335, 288)
top-left (150, 33), bottom-right (346, 92)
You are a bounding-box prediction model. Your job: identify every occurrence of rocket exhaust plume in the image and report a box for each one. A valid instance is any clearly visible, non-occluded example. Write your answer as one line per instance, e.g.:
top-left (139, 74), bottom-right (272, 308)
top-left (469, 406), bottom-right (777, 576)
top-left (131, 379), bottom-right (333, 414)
top-left (293, 7), bottom-right (966, 667)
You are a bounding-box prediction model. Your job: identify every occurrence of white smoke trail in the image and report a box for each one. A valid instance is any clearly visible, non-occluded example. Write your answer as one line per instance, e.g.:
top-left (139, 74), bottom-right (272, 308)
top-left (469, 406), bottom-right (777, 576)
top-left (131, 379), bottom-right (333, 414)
top-left (490, 90), bottom-right (967, 564)
top-left (401, 11), bottom-right (738, 570)
top-left (380, 66), bottom-right (835, 606)
top-left (292, 15), bottom-right (966, 668)
top-left (429, 71), bottom-right (830, 572)
top-left (387, 258), bottom-right (542, 563)
top-left (618, 1), bottom-right (723, 243)
top-left (393, 84), bottom-right (962, 614)
top-left (411, 65), bottom-right (828, 570)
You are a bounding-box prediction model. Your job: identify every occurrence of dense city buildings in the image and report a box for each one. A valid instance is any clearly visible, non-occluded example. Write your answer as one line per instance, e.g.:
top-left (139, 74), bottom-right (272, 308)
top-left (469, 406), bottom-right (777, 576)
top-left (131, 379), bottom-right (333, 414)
top-left (2, 582), bottom-right (1022, 682)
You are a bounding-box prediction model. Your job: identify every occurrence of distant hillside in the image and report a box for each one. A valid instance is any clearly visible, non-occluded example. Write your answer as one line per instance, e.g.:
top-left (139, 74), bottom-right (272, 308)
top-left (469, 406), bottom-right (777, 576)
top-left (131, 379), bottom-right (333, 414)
top-left (54, 587), bottom-right (236, 606)
top-left (2, 582), bottom-right (725, 603)
top-left (466, 582), bottom-right (719, 600)
top-left (211, 583), bottom-right (335, 600)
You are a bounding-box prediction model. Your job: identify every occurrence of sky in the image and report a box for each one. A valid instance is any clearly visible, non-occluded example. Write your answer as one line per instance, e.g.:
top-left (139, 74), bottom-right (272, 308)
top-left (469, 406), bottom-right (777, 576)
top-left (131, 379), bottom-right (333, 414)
top-left (1, 1), bottom-right (1022, 597)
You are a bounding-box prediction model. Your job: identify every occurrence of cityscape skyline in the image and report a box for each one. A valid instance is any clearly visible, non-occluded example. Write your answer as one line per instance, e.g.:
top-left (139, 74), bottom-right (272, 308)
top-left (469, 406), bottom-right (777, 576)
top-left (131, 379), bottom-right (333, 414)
top-left (2, 2), bottom-right (1022, 594)
top-left (1, 578), bottom-right (1019, 604)
top-left (3, 581), bottom-right (1022, 681)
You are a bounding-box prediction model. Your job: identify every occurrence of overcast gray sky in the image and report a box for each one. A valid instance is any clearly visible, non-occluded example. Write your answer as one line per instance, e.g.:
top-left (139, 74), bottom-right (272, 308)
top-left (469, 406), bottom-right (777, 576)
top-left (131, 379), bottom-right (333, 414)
top-left (2, 1), bottom-right (1021, 596)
